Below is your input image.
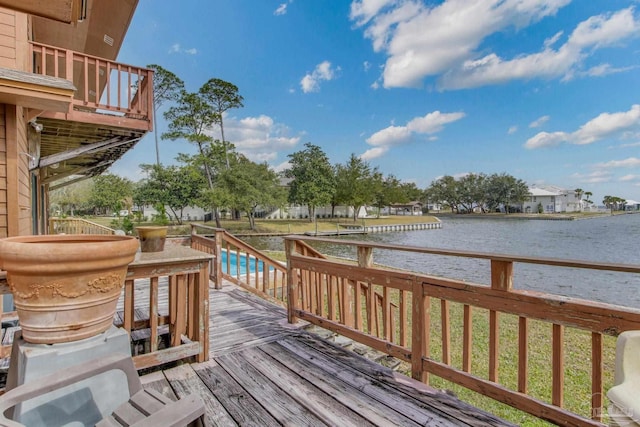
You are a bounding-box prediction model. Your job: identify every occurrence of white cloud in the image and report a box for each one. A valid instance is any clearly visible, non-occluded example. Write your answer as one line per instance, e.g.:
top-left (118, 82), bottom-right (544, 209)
top-left (620, 141), bottom-right (640, 148)
top-left (524, 131), bottom-right (569, 149)
top-left (529, 115), bottom-right (550, 128)
top-left (350, 0), bottom-right (397, 27)
top-left (570, 170), bottom-right (612, 183)
top-left (300, 61), bottom-right (340, 93)
top-left (620, 174), bottom-right (639, 182)
top-left (583, 63), bottom-right (636, 77)
top-left (362, 110), bottom-right (465, 159)
top-left (206, 114), bottom-right (301, 163)
top-left (573, 105), bottom-right (640, 145)
top-left (406, 110), bottom-right (465, 133)
top-left (350, 2), bottom-right (640, 90)
top-left (272, 161), bottom-right (291, 173)
top-left (274, 3), bottom-right (288, 15)
top-left (361, 146), bottom-right (389, 160)
top-left (595, 157), bottom-right (640, 168)
top-left (525, 105), bottom-right (640, 149)
top-left (508, 125), bottom-right (518, 134)
top-left (168, 43), bottom-right (197, 55)
top-left (367, 125), bottom-right (412, 147)
top-left (363, 61), bottom-right (371, 71)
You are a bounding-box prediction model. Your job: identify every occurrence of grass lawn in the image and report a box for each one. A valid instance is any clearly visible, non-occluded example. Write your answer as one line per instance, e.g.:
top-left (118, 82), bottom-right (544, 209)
top-left (84, 215), bottom-right (440, 235)
top-left (405, 300), bottom-right (616, 426)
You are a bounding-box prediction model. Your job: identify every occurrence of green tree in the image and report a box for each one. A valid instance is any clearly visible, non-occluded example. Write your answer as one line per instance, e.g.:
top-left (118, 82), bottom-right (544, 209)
top-left (285, 143), bottom-right (335, 222)
top-left (485, 173), bottom-right (529, 214)
top-left (372, 173), bottom-right (395, 218)
top-left (146, 64), bottom-right (184, 165)
top-left (457, 173), bottom-right (487, 213)
top-left (49, 179), bottom-right (93, 216)
top-left (603, 196), bottom-right (626, 212)
top-left (335, 154), bottom-right (378, 221)
top-left (200, 78), bottom-right (244, 169)
top-left (89, 174), bottom-right (133, 215)
top-left (428, 175), bottom-right (460, 213)
top-left (584, 191), bottom-right (593, 203)
top-left (135, 163), bottom-right (204, 224)
top-left (219, 156), bottom-right (285, 230)
top-left (163, 90), bottom-right (221, 225)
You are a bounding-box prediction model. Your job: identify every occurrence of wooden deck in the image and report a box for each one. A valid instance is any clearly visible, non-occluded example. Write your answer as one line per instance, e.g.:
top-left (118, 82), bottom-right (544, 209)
top-left (140, 282), bottom-right (514, 426)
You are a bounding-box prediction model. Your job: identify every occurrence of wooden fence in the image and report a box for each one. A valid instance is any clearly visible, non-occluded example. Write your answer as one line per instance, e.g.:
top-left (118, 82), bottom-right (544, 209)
top-left (190, 224), bottom-right (288, 304)
top-left (49, 217), bottom-right (115, 235)
top-left (284, 235), bottom-right (640, 426)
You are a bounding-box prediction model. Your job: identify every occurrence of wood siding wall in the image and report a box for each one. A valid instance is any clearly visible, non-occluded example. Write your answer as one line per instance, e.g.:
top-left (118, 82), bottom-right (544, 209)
top-left (0, 104), bottom-right (6, 237)
top-left (16, 107), bottom-right (30, 235)
top-left (0, 8), bottom-right (28, 70)
top-left (2, 104), bottom-right (32, 237)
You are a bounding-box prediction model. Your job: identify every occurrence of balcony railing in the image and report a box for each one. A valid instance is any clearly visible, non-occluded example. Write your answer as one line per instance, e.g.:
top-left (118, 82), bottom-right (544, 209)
top-left (29, 41), bottom-right (153, 130)
top-left (49, 217), bottom-right (115, 235)
top-left (283, 235), bottom-right (640, 427)
top-left (190, 224), bottom-right (288, 303)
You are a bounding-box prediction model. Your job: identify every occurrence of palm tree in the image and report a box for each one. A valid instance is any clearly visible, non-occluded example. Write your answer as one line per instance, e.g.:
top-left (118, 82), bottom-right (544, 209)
top-left (584, 191), bottom-right (592, 203)
top-left (574, 188), bottom-right (583, 200)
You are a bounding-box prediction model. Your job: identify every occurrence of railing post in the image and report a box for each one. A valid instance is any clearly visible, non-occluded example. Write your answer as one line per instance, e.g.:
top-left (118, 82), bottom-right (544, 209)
top-left (489, 260), bottom-right (513, 383)
top-left (213, 229), bottom-right (223, 290)
top-left (411, 275), bottom-right (428, 384)
top-left (351, 246), bottom-right (373, 327)
top-left (285, 238), bottom-right (298, 324)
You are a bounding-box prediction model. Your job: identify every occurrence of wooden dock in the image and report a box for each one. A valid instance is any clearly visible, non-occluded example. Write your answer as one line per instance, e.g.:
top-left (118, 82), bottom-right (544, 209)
top-left (140, 282), bottom-right (514, 426)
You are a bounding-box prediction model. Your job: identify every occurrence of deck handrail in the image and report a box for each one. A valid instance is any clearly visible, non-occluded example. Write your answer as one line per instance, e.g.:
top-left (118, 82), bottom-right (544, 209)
top-left (49, 217), bottom-right (115, 235)
top-left (190, 224), bottom-right (289, 304)
top-left (284, 235), bottom-right (640, 427)
top-left (29, 41), bottom-right (154, 129)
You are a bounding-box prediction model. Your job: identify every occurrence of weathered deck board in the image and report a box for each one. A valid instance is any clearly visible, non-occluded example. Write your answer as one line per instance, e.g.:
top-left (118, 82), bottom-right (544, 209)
top-left (252, 342), bottom-right (425, 426)
top-left (137, 281), bottom-right (514, 427)
top-left (213, 349), bottom-right (324, 425)
top-left (162, 362), bottom-right (237, 427)
top-left (191, 359), bottom-right (281, 427)
top-left (233, 346), bottom-right (378, 427)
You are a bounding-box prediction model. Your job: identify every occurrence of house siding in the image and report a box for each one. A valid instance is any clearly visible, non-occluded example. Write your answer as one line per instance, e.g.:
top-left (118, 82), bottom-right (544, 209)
top-left (0, 9), bottom-right (27, 71)
top-left (3, 104), bottom-right (32, 236)
top-left (0, 104), bottom-right (6, 237)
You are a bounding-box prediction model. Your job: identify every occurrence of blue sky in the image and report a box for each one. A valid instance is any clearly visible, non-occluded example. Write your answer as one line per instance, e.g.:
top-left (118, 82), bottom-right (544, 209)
top-left (112, 0), bottom-right (640, 204)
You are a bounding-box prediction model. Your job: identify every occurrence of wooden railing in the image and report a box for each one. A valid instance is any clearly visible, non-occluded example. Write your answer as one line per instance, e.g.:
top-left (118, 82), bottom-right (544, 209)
top-left (30, 41), bottom-right (154, 129)
top-left (49, 217), bottom-right (115, 235)
top-left (284, 235), bottom-right (640, 427)
top-left (190, 224), bottom-right (288, 304)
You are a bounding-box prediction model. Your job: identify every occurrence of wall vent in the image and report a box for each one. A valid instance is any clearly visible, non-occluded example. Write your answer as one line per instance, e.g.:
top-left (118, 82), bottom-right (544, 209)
top-left (103, 34), bottom-right (114, 46)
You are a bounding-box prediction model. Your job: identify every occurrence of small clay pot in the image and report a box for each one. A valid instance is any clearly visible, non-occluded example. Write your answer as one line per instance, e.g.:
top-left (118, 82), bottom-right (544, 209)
top-left (136, 226), bottom-right (168, 252)
top-left (0, 234), bottom-right (139, 344)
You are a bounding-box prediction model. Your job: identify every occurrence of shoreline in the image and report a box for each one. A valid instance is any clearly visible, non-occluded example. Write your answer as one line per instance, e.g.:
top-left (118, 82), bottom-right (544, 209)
top-left (432, 211), bottom-right (640, 221)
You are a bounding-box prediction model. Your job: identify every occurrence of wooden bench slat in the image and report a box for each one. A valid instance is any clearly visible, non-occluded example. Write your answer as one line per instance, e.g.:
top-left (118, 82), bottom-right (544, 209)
top-left (129, 389), bottom-right (171, 414)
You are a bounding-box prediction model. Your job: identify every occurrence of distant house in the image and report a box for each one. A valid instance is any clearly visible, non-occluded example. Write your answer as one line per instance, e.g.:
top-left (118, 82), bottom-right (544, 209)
top-left (389, 201), bottom-right (423, 216)
top-left (522, 186), bottom-right (585, 213)
top-left (625, 200), bottom-right (640, 211)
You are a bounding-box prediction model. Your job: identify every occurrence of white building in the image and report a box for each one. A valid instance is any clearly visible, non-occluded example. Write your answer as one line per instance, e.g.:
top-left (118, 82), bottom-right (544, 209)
top-left (522, 186), bottom-right (586, 213)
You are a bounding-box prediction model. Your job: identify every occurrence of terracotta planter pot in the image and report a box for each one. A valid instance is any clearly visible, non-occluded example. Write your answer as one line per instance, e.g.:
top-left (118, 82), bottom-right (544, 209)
top-left (136, 226), bottom-right (168, 252)
top-left (0, 235), bottom-right (139, 344)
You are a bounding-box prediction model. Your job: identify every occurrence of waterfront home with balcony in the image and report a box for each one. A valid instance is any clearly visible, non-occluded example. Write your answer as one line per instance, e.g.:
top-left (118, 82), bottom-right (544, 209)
top-left (0, 0), bottom-right (153, 238)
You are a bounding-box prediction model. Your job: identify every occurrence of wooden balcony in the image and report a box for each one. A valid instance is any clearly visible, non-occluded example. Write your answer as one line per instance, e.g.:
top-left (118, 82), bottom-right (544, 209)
top-left (27, 41), bottom-right (154, 185)
top-left (188, 227), bottom-right (640, 425)
top-left (1, 229), bottom-right (638, 424)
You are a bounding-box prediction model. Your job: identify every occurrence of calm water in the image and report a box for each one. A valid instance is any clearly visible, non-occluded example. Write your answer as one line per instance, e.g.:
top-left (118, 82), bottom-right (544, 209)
top-left (244, 214), bottom-right (640, 307)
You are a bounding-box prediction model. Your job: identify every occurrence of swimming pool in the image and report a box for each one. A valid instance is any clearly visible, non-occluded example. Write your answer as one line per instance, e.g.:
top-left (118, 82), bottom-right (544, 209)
top-left (220, 250), bottom-right (272, 276)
